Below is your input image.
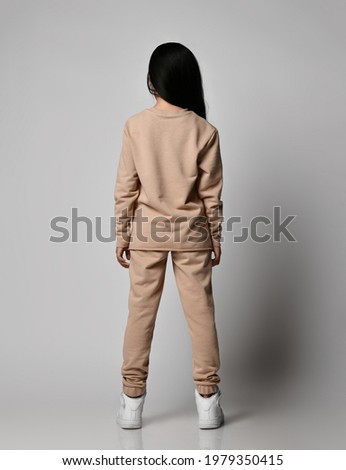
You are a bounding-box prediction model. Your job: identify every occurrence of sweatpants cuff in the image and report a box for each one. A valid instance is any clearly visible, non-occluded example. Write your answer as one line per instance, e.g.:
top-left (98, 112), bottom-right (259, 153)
top-left (123, 386), bottom-right (146, 398)
top-left (196, 385), bottom-right (219, 395)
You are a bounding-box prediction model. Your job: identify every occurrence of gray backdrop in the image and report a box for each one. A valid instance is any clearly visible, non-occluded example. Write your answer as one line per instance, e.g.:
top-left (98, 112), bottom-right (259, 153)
top-left (1, 0), bottom-right (345, 450)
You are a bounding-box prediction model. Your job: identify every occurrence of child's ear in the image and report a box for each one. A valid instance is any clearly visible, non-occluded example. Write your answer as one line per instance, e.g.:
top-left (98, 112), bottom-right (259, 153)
top-left (147, 73), bottom-right (156, 94)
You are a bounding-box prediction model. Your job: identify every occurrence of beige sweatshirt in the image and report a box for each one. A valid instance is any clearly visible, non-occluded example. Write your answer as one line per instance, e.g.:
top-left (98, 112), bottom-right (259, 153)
top-left (114, 106), bottom-right (223, 251)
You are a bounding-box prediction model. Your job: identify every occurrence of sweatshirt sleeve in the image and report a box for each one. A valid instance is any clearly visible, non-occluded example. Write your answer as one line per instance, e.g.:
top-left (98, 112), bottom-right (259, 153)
top-left (114, 122), bottom-right (140, 249)
top-left (196, 129), bottom-right (224, 248)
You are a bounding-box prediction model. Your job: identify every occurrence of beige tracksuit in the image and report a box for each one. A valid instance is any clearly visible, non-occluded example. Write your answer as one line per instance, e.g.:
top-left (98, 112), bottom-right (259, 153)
top-left (114, 106), bottom-right (224, 397)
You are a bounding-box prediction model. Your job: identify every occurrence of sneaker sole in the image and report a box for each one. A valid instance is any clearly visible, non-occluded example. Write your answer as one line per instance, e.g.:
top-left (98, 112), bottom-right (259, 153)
top-left (116, 416), bottom-right (142, 429)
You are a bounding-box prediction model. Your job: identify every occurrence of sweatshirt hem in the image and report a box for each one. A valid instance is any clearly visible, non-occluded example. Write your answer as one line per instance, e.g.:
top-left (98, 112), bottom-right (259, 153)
top-left (127, 246), bottom-right (214, 251)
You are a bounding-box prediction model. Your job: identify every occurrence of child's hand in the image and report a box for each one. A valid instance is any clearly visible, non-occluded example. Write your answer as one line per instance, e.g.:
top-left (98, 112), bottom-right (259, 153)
top-left (116, 247), bottom-right (131, 268)
top-left (211, 245), bottom-right (221, 267)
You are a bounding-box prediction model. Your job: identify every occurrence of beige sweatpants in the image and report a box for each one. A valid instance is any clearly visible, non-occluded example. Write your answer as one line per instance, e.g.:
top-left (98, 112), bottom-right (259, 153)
top-left (121, 249), bottom-right (221, 397)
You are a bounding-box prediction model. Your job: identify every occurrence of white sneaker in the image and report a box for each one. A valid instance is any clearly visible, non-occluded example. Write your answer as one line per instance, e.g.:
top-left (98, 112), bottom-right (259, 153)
top-left (195, 388), bottom-right (224, 429)
top-left (116, 391), bottom-right (146, 429)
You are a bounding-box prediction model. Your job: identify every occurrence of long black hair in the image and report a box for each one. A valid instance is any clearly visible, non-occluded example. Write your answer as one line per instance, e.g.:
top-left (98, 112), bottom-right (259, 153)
top-left (147, 42), bottom-right (207, 119)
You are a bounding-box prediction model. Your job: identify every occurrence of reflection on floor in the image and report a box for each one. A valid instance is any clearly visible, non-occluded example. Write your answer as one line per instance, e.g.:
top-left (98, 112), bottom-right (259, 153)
top-left (1, 392), bottom-right (345, 449)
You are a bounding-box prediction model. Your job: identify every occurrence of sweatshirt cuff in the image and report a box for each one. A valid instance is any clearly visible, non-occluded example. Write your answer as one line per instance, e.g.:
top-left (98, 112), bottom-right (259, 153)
top-left (116, 241), bottom-right (130, 249)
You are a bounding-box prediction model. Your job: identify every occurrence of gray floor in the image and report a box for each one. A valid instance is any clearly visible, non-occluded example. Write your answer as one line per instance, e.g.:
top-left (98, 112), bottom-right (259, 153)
top-left (1, 382), bottom-right (345, 450)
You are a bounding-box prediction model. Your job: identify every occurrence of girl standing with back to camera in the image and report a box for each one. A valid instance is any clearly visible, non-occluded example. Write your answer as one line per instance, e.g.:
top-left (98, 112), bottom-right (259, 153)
top-left (114, 42), bottom-right (224, 429)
